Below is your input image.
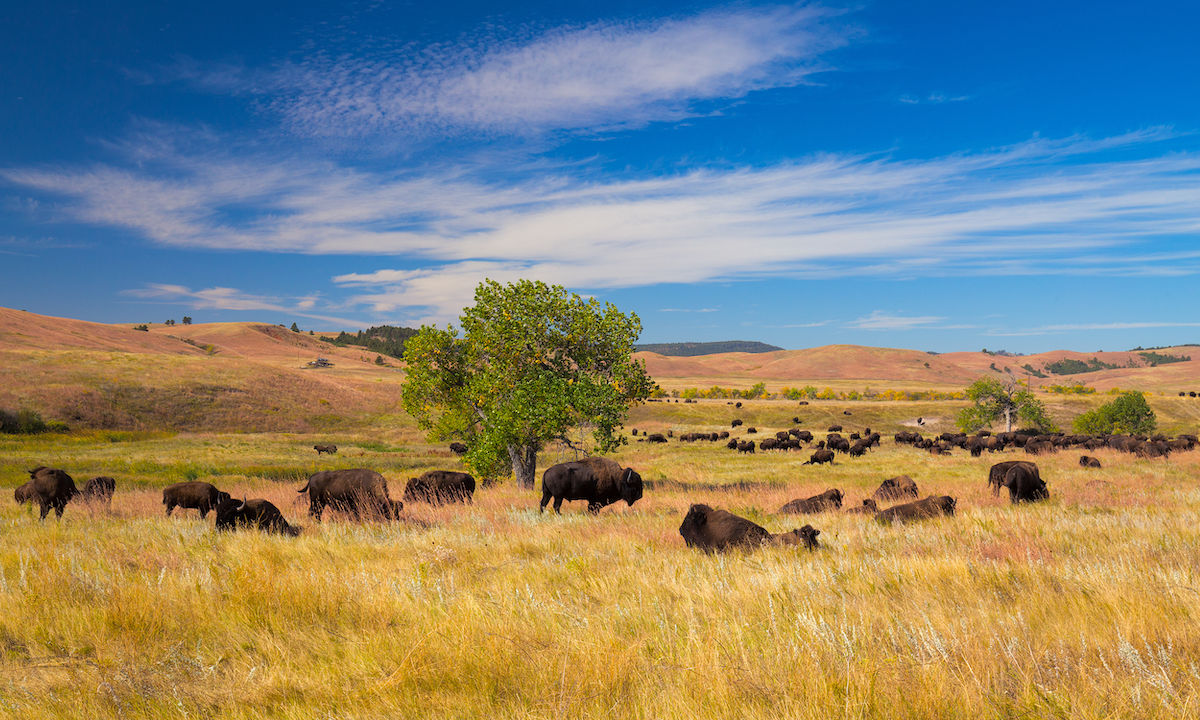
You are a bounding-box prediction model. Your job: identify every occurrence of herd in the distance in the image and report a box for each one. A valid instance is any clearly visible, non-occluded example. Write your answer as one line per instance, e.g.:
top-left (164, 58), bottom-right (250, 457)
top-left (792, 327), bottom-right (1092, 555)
top-left (11, 416), bottom-right (1197, 553)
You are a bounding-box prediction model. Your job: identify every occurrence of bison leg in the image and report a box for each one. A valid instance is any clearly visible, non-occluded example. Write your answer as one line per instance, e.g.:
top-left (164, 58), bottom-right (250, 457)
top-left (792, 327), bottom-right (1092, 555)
top-left (165, 502), bottom-right (175, 517)
top-left (539, 490), bottom-right (551, 513)
top-left (54, 501), bottom-right (66, 518)
top-left (199, 504), bottom-right (211, 519)
top-left (309, 501), bottom-right (324, 522)
top-left (38, 501), bottom-right (51, 521)
top-left (552, 496), bottom-right (564, 514)
top-left (587, 501), bottom-right (603, 514)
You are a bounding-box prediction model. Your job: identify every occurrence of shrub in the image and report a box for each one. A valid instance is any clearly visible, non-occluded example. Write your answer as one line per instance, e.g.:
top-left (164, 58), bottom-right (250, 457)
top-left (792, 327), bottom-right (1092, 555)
top-left (0, 408), bottom-right (49, 434)
top-left (1073, 391), bottom-right (1156, 435)
top-left (133, 324), bottom-right (150, 332)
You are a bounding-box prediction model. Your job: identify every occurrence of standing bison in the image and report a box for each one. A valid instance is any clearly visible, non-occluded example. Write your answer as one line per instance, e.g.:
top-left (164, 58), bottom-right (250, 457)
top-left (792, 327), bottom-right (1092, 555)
top-left (1001, 464), bottom-right (1049, 503)
top-left (297, 469), bottom-right (402, 521)
top-left (313, 444), bottom-right (338, 455)
top-left (804, 448), bottom-right (835, 465)
top-left (539, 457), bottom-right (642, 514)
top-left (22, 467), bottom-right (80, 520)
top-left (679, 504), bottom-right (819, 553)
top-left (987, 461), bottom-right (1040, 496)
top-left (215, 498), bottom-right (301, 536)
top-left (82, 476), bottom-right (116, 504)
top-left (875, 496), bottom-right (957, 524)
top-left (404, 470), bottom-right (476, 505)
top-left (163, 481), bottom-right (232, 519)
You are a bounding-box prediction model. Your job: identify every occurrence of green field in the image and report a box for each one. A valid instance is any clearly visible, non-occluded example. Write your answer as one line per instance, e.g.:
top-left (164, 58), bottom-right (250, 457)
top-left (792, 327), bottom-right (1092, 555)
top-left (3, 397), bottom-right (1200, 718)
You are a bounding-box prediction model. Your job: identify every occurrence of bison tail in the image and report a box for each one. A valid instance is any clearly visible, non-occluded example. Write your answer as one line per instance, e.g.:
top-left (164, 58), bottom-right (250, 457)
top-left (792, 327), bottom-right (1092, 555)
top-left (297, 480), bottom-right (310, 494)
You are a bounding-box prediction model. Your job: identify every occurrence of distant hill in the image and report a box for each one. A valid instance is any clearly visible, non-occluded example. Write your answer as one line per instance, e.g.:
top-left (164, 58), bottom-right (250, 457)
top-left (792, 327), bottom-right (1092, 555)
top-left (635, 341), bottom-right (784, 356)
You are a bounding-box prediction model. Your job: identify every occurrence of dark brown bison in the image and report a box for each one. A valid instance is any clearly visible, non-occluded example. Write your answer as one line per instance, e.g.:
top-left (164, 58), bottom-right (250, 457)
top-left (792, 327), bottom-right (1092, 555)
top-left (215, 498), bottom-right (301, 536)
top-left (987, 461), bottom-right (1040, 496)
top-left (731, 419), bottom-right (744, 428)
top-left (875, 496), bottom-right (956, 524)
top-left (678, 504), bottom-right (819, 553)
top-left (736, 440), bottom-right (755, 454)
top-left (403, 470), bottom-right (476, 505)
top-left (21, 467), bottom-right (79, 520)
top-left (313, 444), bottom-right (338, 455)
top-left (844, 498), bottom-right (879, 515)
top-left (804, 448), bottom-right (835, 465)
top-left (297, 469), bottom-right (402, 521)
top-left (873, 475), bottom-right (919, 501)
top-left (779, 488), bottom-right (843, 514)
top-left (1079, 455), bottom-right (1102, 468)
top-left (14, 482), bottom-right (36, 505)
top-left (1001, 464), bottom-right (1049, 503)
top-left (540, 457), bottom-right (643, 514)
top-left (646, 433), bottom-right (668, 443)
top-left (163, 481), bottom-right (232, 519)
top-left (448, 442), bottom-right (468, 455)
top-left (828, 425), bottom-right (843, 432)
top-left (81, 476), bottom-right (116, 504)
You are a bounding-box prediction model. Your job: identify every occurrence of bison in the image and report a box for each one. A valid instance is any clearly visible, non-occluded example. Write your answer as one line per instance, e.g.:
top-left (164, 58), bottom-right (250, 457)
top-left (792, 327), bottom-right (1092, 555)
top-left (14, 482), bottom-right (36, 505)
top-left (448, 442), bottom-right (468, 455)
top-left (313, 444), bottom-right (338, 455)
top-left (873, 475), bottom-right (919, 501)
top-left (875, 495), bottom-right (956, 524)
top-left (803, 448), bottom-right (835, 465)
top-left (20, 467), bottom-right (80, 520)
top-left (844, 498), bottom-right (879, 515)
top-left (736, 440), bottom-right (756, 454)
top-left (540, 457), bottom-right (643, 514)
top-left (1001, 464), bottom-right (1049, 503)
top-left (81, 476), bottom-right (116, 504)
top-left (779, 488), bottom-right (843, 514)
top-left (404, 470), bottom-right (476, 505)
top-left (646, 433), bottom-right (668, 444)
top-left (297, 469), bottom-right (402, 521)
top-left (678, 504), bottom-right (819, 553)
top-left (1079, 455), bottom-right (1102, 468)
top-left (215, 498), bottom-right (301, 536)
top-left (163, 481), bottom-right (231, 519)
top-left (987, 461), bottom-right (1040, 497)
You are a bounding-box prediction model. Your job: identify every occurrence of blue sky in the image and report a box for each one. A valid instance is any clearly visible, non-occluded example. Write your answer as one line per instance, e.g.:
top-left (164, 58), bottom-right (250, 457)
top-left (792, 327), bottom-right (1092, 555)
top-left (3, 1), bottom-right (1200, 353)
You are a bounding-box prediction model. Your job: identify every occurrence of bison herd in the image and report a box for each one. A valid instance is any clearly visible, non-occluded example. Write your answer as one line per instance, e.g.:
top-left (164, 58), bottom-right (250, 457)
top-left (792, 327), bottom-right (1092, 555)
top-left (12, 415), bottom-right (1195, 554)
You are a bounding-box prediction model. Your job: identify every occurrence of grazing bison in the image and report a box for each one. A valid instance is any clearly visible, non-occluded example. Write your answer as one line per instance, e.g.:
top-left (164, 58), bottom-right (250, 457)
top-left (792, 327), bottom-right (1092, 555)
top-left (14, 482), bottom-right (36, 505)
top-left (828, 425), bottom-right (843, 432)
top-left (1001, 464), bottom-right (1049, 503)
top-left (873, 475), bottom-right (919, 501)
top-left (1079, 455), bottom-right (1102, 468)
top-left (81, 476), bottom-right (116, 504)
top-left (804, 448), bottom-right (835, 465)
top-left (844, 498), bottom-right (878, 515)
top-left (163, 481), bottom-right (231, 519)
top-left (876, 496), bottom-right (956, 524)
top-left (736, 440), bottom-right (756, 454)
top-left (215, 498), bottom-right (301, 536)
top-left (678, 504), bottom-right (820, 553)
top-left (731, 419), bottom-right (744, 428)
top-left (987, 461), bottom-right (1040, 497)
top-left (540, 457), bottom-right (643, 514)
top-left (20, 467), bottom-right (79, 520)
top-left (646, 433), bottom-right (668, 444)
top-left (779, 488), bottom-right (843, 514)
top-left (297, 469), bottom-right (402, 521)
top-left (448, 442), bottom-right (468, 455)
top-left (313, 444), bottom-right (338, 455)
top-left (404, 470), bottom-right (476, 504)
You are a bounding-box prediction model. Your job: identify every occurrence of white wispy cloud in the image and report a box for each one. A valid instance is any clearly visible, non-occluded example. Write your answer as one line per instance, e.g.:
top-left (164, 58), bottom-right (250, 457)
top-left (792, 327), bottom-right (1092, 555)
top-left (899, 92), bottom-right (970, 105)
top-left (175, 4), bottom-right (847, 138)
top-left (6, 129), bottom-right (1200, 322)
top-left (123, 284), bottom-right (365, 326)
top-left (849, 311), bottom-right (947, 331)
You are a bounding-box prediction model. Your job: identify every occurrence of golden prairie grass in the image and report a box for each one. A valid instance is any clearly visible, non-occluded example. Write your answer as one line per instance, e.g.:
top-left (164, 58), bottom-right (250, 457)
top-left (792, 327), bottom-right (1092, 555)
top-left (3, 409), bottom-right (1200, 718)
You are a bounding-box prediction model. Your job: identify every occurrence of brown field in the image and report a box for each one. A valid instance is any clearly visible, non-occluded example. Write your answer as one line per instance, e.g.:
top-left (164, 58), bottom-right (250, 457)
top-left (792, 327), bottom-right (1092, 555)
top-left (4, 307), bottom-right (1200, 717)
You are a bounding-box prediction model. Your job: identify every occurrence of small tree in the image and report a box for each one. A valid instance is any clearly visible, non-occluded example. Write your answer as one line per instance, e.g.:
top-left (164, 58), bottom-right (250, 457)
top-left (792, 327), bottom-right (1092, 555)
top-left (290, 322), bottom-right (300, 332)
top-left (402, 279), bottom-right (653, 488)
top-left (375, 354), bottom-right (385, 366)
top-left (165, 319), bottom-right (175, 326)
top-left (957, 376), bottom-right (1055, 432)
top-left (1074, 391), bottom-right (1156, 435)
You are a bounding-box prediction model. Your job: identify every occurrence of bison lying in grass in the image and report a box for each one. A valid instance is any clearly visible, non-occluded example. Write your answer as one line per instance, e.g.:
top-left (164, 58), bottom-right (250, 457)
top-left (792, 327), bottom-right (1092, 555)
top-left (779, 488), bottom-right (843, 514)
top-left (679, 504), bottom-right (819, 553)
top-left (215, 498), bottom-right (301, 536)
top-left (875, 496), bottom-right (957, 524)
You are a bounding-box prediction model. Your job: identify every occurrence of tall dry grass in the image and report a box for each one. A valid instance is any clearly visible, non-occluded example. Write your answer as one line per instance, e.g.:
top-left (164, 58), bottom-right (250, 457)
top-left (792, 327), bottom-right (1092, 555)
top-left (3, 410), bottom-right (1200, 718)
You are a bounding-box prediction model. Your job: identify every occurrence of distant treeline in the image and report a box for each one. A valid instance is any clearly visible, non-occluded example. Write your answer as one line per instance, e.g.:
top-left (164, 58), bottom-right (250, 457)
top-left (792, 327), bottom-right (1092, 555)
top-left (636, 341), bottom-right (783, 356)
top-left (321, 325), bottom-right (419, 359)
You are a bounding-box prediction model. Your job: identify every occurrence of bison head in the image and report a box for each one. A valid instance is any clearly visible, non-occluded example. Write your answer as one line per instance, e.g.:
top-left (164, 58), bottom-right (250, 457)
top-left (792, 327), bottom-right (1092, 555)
top-left (217, 490), bottom-right (233, 506)
top-left (620, 468), bottom-right (643, 506)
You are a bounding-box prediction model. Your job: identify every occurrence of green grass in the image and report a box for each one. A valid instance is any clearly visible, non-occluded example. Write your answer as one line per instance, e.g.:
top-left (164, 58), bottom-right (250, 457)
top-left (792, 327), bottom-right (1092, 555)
top-left (3, 400), bottom-right (1200, 718)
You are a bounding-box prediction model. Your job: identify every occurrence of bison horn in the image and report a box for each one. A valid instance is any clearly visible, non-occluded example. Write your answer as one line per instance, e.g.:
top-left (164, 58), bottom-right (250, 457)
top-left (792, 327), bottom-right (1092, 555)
top-left (237, 496), bottom-right (247, 511)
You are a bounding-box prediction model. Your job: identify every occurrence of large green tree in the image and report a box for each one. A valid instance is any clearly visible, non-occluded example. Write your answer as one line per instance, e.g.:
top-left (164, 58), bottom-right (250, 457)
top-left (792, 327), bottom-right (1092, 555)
top-left (401, 279), bottom-right (654, 488)
top-left (957, 376), bottom-right (1055, 433)
top-left (1073, 391), bottom-right (1156, 435)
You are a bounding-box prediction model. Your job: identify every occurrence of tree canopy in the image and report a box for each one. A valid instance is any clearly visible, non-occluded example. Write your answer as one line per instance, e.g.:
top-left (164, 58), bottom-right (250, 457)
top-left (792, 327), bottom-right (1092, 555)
top-left (401, 279), bottom-right (654, 488)
top-left (957, 376), bottom-right (1055, 433)
top-left (1073, 391), bottom-right (1156, 435)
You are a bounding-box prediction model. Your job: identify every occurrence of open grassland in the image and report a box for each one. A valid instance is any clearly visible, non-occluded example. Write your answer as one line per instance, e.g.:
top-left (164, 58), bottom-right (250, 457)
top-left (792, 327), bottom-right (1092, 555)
top-left (4, 399), bottom-right (1200, 719)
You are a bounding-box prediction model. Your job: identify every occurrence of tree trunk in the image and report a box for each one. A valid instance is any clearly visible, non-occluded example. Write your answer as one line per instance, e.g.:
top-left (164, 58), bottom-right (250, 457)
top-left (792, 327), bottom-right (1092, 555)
top-left (508, 444), bottom-right (538, 489)
top-left (1004, 406), bottom-right (1013, 432)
